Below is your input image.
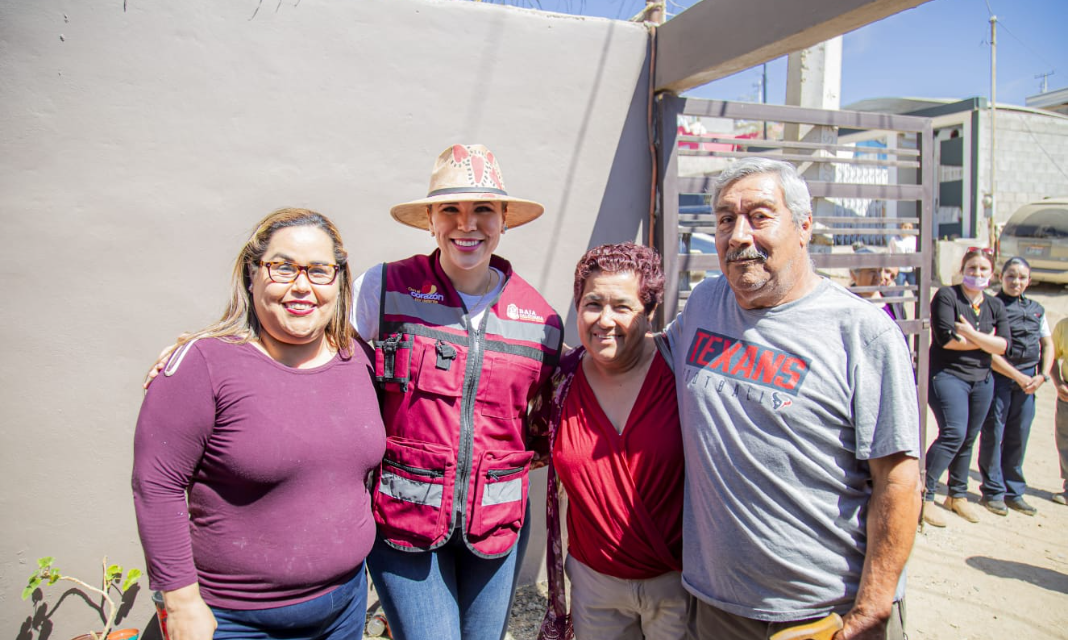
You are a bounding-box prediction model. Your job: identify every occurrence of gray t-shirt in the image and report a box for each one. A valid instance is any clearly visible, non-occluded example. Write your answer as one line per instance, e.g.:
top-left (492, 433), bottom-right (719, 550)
top-left (664, 276), bottom-right (919, 621)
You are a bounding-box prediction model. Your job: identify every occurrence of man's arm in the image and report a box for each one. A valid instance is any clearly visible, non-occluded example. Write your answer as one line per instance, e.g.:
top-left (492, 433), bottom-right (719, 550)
top-left (836, 452), bottom-right (921, 640)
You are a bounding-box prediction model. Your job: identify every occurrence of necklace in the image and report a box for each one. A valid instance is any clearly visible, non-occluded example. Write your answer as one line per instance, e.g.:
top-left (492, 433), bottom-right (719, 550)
top-left (470, 269), bottom-right (498, 314)
top-left (960, 284), bottom-right (983, 316)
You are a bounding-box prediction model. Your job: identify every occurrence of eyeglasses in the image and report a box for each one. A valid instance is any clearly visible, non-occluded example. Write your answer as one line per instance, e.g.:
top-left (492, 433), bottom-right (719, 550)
top-left (258, 261), bottom-right (340, 285)
top-left (966, 246), bottom-right (994, 255)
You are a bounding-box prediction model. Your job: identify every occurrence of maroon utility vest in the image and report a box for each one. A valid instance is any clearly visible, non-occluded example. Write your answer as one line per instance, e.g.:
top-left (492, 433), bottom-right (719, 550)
top-left (371, 251), bottom-right (562, 557)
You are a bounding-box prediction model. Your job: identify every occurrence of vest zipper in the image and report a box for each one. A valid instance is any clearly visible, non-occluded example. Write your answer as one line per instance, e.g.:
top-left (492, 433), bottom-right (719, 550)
top-left (486, 466), bottom-right (525, 479)
top-left (383, 458), bottom-right (444, 479)
top-left (455, 295), bottom-right (493, 532)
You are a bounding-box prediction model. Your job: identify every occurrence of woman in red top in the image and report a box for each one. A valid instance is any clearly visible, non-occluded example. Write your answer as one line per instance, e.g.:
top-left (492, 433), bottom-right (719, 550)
top-left (537, 243), bottom-right (688, 640)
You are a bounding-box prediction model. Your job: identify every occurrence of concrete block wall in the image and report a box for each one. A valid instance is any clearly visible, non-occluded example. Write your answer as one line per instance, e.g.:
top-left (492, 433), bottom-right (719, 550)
top-left (0, 0), bottom-right (652, 634)
top-left (977, 109), bottom-right (1068, 226)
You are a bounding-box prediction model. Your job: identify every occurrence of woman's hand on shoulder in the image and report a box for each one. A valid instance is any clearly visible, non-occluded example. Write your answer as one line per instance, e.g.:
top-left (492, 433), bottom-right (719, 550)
top-left (162, 583), bottom-right (217, 640)
top-left (143, 339), bottom-right (184, 389)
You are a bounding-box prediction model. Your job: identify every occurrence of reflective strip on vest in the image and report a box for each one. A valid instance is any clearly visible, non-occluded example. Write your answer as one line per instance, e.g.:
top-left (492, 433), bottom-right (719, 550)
top-left (384, 291), bottom-right (468, 331)
top-left (378, 470), bottom-right (443, 508)
top-left (482, 477), bottom-right (523, 506)
top-left (385, 290), bottom-right (562, 353)
top-left (485, 313), bottom-right (563, 349)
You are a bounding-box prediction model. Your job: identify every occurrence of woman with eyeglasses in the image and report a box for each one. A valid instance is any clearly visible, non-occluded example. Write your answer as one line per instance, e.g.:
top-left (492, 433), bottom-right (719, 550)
top-left (977, 257), bottom-right (1055, 518)
top-left (133, 208), bottom-right (386, 640)
top-left (922, 248), bottom-right (1009, 527)
top-left (353, 144), bottom-right (563, 640)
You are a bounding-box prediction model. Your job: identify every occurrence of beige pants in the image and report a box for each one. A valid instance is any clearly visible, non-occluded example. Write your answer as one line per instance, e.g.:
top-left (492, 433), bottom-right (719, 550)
top-left (686, 596), bottom-right (907, 640)
top-left (566, 555), bottom-right (691, 640)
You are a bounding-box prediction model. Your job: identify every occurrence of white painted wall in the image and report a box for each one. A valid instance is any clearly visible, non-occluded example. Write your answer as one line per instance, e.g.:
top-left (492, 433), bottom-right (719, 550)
top-left (0, 0), bottom-right (651, 634)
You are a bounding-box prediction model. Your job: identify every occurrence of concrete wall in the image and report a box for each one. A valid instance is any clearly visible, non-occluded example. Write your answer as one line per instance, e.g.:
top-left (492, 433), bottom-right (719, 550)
top-left (977, 107), bottom-right (1068, 228)
top-left (0, 0), bottom-right (652, 634)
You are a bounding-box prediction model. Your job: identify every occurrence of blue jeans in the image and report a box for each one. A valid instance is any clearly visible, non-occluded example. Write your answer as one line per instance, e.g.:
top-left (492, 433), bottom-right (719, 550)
top-left (211, 565), bottom-right (367, 639)
top-left (979, 373), bottom-right (1037, 500)
top-left (896, 270), bottom-right (917, 287)
top-left (925, 370), bottom-right (994, 501)
top-left (367, 503), bottom-right (531, 640)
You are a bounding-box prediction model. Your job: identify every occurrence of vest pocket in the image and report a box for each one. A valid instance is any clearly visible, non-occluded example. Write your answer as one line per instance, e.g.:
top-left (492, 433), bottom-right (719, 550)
top-left (373, 437), bottom-right (455, 549)
top-left (374, 333), bottom-right (414, 392)
top-left (414, 342), bottom-right (466, 398)
top-left (479, 353), bottom-right (542, 419)
top-left (469, 449), bottom-right (533, 541)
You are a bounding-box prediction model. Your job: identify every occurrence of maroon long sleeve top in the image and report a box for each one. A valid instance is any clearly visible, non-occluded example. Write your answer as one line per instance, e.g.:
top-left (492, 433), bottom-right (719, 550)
top-left (132, 338), bottom-right (385, 609)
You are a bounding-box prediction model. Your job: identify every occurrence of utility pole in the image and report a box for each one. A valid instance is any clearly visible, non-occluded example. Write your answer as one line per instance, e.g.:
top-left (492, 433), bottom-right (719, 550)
top-left (761, 62), bottom-right (768, 139)
top-left (987, 14), bottom-right (997, 249)
top-left (1035, 70), bottom-right (1054, 93)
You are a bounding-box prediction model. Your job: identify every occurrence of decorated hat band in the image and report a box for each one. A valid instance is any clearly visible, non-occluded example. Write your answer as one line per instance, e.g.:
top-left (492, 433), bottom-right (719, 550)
top-left (390, 144), bottom-right (545, 231)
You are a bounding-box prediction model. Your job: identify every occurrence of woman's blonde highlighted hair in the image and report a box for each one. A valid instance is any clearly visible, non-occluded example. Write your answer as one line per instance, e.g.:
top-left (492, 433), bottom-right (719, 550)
top-left (175, 207), bottom-right (354, 356)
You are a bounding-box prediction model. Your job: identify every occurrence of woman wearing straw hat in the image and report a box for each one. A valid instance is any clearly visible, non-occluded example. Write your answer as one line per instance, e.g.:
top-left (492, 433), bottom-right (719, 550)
top-left (355, 144), bottom-right (563, 640)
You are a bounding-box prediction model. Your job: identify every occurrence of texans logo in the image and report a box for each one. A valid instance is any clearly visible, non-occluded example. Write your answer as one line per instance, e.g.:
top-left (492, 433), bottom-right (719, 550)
top-left (772, 392), bottom-right (793, 411)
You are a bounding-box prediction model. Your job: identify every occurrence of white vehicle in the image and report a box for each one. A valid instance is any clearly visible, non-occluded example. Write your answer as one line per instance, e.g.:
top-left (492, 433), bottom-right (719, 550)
top-left (998, 197), bottom-right (1068, 285)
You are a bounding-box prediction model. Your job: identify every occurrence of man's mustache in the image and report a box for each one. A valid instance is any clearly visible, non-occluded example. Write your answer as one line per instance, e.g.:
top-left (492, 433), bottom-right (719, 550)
top-left (725, 246), bottom-right (769, 262)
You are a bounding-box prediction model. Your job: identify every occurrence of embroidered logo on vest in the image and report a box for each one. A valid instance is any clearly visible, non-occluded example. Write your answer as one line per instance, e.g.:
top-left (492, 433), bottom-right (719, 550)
top-left (506, 303), bottom-right (545, 323)
top-left (409, 283), bottom-right (445, 303)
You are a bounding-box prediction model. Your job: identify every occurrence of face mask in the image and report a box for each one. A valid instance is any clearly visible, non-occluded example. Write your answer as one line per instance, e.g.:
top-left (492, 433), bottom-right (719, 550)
top-left (961, 275), bottom-right (989, 290)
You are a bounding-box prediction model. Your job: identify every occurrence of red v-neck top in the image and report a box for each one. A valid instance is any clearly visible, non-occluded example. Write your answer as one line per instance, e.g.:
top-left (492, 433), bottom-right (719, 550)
top-left (552, 353), bottom-right (684, 580)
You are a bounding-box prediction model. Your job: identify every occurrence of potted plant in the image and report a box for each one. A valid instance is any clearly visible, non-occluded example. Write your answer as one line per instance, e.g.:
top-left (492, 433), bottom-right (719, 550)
top-left (23, 556), bottom-right (142, 640)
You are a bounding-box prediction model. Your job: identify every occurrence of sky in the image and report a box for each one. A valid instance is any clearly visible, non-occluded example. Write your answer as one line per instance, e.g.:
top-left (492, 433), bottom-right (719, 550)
top-left (502, 0), bottom-right (1069, 108)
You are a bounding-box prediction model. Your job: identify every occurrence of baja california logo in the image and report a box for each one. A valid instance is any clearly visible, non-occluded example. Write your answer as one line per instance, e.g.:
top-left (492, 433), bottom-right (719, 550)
top-left (409, 283), bottom-right (445, 303)
top-left (506, 303), bottom-right (544, 323)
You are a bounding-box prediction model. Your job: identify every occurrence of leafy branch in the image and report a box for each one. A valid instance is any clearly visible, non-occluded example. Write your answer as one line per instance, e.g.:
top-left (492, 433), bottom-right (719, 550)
top-left (24, 556), bottom-right (142, 640)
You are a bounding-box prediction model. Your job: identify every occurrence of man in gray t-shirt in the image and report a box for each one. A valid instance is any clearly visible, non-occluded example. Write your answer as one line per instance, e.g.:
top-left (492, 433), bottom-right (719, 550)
top-left (664, 158), bottom-right (920, 640)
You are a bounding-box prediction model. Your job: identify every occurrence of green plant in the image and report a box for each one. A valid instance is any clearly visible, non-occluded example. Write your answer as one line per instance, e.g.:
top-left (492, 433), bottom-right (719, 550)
top-left (23, 556), bottom-right (142, 640)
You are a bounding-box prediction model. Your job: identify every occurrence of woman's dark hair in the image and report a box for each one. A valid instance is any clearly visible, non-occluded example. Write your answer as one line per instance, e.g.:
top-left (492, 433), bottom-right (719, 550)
top-left (573, 242), bottom-right (665, 314)
top-left (1002, 256), bottom-right (1031, 273)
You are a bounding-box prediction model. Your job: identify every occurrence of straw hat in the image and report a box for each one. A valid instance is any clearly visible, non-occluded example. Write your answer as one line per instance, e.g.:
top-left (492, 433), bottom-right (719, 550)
top-left (390, 144), bottom-right (545, 230)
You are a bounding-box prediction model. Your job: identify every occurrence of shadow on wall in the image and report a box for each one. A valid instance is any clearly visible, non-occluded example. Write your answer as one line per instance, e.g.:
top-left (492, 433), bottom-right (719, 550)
top-left (535, 19), bottom-right (651, 290)
top-left (547, 27), bottom-right (652, 347)
top-left (16, 584), bottom-right (142, 640)
top-left (964, 556), bottom-right (1068, 594)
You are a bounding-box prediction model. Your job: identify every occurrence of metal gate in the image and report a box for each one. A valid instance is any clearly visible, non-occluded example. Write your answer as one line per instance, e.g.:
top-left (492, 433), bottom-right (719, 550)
top-left (654, 95), bottom-right (934, 453)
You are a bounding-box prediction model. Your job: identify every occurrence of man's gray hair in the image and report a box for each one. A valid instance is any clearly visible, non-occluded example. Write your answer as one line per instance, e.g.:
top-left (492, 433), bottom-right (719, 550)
top-left (711, 158), bottom-right (813, 227)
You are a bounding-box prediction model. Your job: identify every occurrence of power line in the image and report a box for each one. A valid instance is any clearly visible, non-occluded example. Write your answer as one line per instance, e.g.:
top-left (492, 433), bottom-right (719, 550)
top-left (978, 1), bottom-right (1063, 76)
top-left (997, 21), bottom-right (1063, 75)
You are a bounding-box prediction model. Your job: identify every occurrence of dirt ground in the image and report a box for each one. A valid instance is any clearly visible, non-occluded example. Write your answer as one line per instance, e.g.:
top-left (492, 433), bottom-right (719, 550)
top-left (908, 282), bottom-right (1068, 640)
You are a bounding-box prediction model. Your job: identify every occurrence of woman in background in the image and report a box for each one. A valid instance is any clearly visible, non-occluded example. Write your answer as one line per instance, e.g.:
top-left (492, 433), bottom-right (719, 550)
top-left (922, 248), bottom-right (1008, 527)
top-left (978, 257), bottom-right (1054, 517)
top-left (848, 246), bottom-right (906, 323)
top-left (889, 221), bottom-right (917, 286)
top-left (133, 208), bottom-right (385, 640)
